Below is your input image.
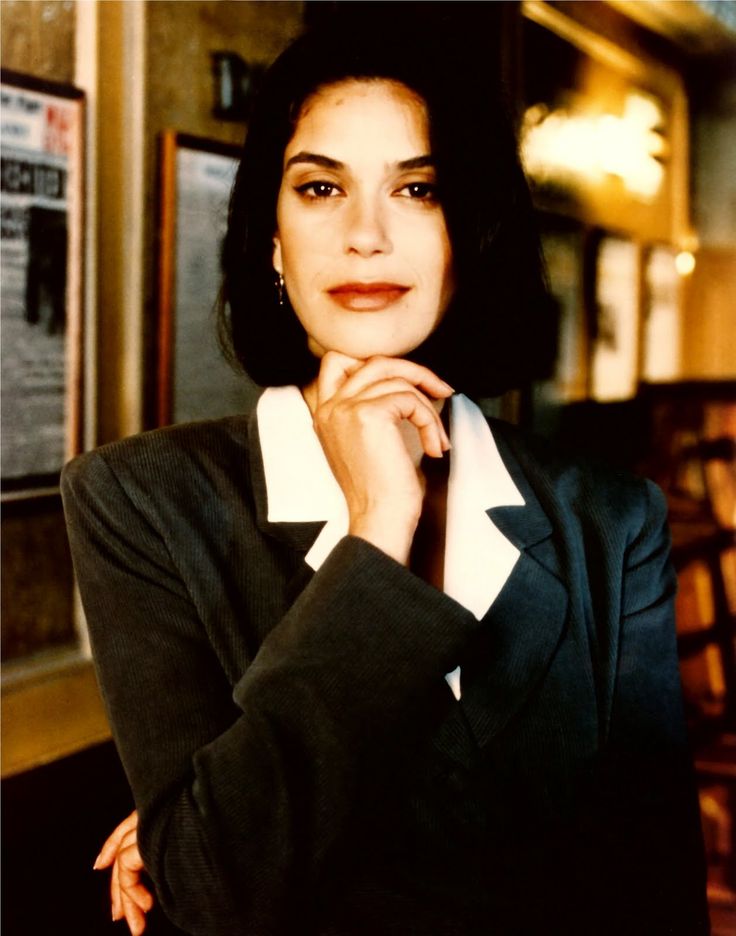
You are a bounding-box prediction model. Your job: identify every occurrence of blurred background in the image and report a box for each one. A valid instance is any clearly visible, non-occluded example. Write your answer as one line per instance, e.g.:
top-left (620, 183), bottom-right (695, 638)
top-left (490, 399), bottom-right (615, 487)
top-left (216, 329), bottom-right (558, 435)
top-left (1, 1), bottom-right (734, 933)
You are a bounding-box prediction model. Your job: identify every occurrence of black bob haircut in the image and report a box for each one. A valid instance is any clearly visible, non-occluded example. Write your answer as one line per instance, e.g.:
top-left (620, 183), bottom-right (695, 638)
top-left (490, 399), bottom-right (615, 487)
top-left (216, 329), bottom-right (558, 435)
top-left (220, 13), bottom-right (557, 398)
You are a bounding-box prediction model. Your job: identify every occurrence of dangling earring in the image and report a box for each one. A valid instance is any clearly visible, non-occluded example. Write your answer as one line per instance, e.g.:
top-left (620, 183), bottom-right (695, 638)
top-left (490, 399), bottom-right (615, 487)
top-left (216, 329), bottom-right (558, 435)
top-left (276, 272), bottom-right (285, 306)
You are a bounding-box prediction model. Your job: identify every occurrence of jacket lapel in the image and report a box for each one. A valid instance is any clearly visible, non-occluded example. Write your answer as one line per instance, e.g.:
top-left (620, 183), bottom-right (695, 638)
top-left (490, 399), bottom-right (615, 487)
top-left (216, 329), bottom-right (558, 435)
top-left (247, 404), bottom-right (327, 604)
top-left (250, 394), bottom-right (569, 765)
top-left (434, 429), bottom-right (569, 763)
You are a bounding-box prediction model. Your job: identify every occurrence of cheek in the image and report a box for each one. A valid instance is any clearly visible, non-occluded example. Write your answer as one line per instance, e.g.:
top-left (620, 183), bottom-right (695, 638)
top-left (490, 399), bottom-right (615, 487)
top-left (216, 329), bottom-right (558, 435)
top-left (418, 225), bottom-right (454, 297)
top-left (279, 219), bottom-right (329, 276)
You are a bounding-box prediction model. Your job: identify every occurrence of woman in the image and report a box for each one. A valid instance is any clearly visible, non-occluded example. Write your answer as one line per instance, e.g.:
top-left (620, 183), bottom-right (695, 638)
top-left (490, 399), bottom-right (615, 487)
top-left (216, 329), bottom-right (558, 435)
top-left (63, 18), bottom-right (707, 936)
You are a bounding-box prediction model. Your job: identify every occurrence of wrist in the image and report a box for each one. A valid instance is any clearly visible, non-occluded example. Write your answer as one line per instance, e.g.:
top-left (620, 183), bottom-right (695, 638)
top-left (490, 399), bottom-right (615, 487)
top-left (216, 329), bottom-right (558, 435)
top-left (349, 508), bottom-right (419, 566)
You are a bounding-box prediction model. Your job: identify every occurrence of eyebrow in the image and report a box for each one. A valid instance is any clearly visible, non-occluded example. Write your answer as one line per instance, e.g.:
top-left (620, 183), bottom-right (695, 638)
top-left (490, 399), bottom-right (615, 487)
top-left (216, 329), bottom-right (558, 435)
top-left (284, 151), bottom-right (435, 171)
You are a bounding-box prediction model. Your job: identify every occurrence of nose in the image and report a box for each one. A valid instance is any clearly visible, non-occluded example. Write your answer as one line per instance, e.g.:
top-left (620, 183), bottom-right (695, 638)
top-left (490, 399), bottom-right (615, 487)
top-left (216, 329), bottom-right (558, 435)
top-left (343, 193), bottom-right (392, 257)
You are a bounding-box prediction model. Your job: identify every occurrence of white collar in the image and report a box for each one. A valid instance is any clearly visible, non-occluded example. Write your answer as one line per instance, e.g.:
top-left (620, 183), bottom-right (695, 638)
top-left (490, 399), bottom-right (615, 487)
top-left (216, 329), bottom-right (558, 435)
top-left (256, 385), bottom-right (524, 622)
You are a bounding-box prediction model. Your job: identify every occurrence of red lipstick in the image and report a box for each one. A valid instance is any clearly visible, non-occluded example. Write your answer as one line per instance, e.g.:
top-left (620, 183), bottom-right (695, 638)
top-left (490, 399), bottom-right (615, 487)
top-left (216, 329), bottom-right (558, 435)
top-left (327, 282), bottom-right (410, 311)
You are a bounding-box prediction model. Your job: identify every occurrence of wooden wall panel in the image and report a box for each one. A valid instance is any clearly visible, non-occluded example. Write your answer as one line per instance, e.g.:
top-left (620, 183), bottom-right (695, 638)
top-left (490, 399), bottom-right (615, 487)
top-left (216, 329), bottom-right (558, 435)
top-left (139, 1), bottom-right (304, 427)
top-left (1, 0), bottom-right (76, 83)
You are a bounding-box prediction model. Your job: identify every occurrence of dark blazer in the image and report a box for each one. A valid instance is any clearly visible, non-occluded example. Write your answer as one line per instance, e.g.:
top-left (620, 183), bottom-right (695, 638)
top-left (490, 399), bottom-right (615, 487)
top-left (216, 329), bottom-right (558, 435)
top-left (61, 407), bottom-right (708, 936)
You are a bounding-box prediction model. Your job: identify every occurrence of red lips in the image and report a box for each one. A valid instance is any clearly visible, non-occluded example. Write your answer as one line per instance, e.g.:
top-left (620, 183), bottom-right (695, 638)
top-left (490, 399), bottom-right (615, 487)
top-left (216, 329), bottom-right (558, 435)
top-left (327, 282), bottom-right (410, 311)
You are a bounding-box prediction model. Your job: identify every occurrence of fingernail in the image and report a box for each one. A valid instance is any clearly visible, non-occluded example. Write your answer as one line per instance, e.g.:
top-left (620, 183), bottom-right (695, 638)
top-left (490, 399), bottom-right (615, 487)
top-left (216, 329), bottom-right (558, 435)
top-left (93, 855), bottom-right (101, 870)
top-left (441, 380), bottom-right (454, 393)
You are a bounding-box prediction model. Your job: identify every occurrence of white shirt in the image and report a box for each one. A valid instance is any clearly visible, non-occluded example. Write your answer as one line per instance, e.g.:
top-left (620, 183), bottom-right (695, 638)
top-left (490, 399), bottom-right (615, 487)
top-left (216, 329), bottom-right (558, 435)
top-left (257, 386), bottom-right (525, 700)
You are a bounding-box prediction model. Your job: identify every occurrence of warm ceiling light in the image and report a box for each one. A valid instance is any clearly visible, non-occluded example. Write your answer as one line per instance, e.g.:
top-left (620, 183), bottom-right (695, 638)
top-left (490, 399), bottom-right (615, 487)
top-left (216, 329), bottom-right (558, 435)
top-left (522, 91), bottom-right (667, 200)
top-left (675, 251), bottom-right (696, 276)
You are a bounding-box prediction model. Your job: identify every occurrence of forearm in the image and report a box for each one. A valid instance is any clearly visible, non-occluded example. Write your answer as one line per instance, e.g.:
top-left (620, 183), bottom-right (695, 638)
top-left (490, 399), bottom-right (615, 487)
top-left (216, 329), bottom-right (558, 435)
top-left (64, 445), bottom-right (473, 932)
top-left (158, 538), bottom-right (472, 921)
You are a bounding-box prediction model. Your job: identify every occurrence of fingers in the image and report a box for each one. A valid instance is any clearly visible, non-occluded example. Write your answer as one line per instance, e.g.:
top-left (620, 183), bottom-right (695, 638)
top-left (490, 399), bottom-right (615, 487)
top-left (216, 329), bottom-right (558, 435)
top-left (103, 820), bottom-right (153, 935)
top-left (111, 851), bottom-right (122, 922)
top-left (348, 382), bottom-right (450, 457)
top-left (377, 389), bottom-right (449, 458)
top-left (318, 372), bottom-right (450, 459)
top-left (111, 833), bottom-right (142, 920)
top-left (113, 847), bottom-right (152, 934)
top-left (121, 891), bottom-right (148, 936)
top-left (118, 840), bottom-right (153, 912)
top-left (317, 352), bottom-right (453, 407)
top-left (94, 809), bottom-right (138, 870)
top-left (314, 353), bottom-right (454, 458)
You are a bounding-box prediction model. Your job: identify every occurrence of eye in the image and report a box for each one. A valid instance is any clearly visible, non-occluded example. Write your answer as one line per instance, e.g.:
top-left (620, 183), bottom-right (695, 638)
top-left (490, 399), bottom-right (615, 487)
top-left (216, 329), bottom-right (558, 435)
top-left (397, 181), bottom-right (438, 201)
top-left (295, 181), bottom-right (341, 199)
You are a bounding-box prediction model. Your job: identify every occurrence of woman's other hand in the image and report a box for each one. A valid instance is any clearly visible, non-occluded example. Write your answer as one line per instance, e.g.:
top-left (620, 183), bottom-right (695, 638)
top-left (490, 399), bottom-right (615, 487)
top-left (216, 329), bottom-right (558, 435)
top-left (93, 810), bottom-right (154, 935)
top-left (306, 352), bottom-right (453, 565)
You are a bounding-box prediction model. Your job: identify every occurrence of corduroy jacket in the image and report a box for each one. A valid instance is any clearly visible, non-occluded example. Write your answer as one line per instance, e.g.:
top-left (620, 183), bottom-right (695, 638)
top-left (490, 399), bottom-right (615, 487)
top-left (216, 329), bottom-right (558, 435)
top-left (61, 405), bottom-right (708, 935)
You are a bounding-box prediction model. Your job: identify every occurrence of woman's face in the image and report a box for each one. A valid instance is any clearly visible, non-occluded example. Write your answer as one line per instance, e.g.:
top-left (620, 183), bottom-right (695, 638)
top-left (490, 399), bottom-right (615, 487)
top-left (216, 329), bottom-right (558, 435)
top-left (273, 79), bottom-right (455, 360)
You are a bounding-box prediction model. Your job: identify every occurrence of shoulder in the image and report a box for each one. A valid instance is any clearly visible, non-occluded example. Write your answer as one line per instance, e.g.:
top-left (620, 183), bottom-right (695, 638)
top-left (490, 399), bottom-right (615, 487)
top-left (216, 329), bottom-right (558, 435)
top-left (61, 411), bottom-right (257, 519)
top-left (489, 417), bottom-right (667, 546)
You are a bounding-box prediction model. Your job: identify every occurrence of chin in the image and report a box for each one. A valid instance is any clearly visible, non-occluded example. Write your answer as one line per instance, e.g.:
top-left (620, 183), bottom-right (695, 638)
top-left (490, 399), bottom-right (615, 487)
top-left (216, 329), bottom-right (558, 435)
top-left (339, 345), bottom-right (415, 361)
top-left (328, 331), bottom-right (427, 362)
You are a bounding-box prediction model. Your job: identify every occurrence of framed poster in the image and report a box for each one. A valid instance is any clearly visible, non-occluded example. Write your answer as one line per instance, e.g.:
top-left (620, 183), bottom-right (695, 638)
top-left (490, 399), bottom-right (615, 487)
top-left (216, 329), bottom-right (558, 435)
top-left (590, 234), bottom-right (641, 402)
top-left (157, 132), bottom-right (256, 426)
top-left (642, 245), bottom-right (681, 383)
top-left (0, 70), bottom-right (84, 495)
top-left (539, 218), bottom-right (587, 401)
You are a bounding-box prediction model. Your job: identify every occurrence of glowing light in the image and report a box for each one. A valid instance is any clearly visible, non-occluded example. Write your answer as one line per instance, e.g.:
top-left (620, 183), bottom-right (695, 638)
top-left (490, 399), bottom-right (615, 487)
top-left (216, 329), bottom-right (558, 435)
top-left (521, 92), bottom-right (667, 201)
top-left (675, 251), bottom-right (696, 276)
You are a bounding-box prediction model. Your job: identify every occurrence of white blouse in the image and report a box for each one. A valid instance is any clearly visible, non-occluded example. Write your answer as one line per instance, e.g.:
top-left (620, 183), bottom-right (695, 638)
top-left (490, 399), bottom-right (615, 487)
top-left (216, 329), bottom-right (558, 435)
top-left (256, 386), bottom-right (525, 700)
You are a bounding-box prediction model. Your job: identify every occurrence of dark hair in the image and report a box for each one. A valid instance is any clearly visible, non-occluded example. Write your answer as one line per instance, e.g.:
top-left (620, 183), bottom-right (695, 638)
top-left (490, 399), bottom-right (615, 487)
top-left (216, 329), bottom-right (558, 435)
top-left (220, 12), bottom-right (556, 397)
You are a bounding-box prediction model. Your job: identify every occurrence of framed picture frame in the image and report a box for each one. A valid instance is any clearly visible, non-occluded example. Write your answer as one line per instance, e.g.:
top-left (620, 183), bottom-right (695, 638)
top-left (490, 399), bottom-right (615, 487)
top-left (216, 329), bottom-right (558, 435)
top-left (157, 131), bottom-right (256, 427)
top-left (641, 244), bottom-right (681, 384)
top-left (0, 70), bottom-right (85, 497)
top-left (538, 215), bottom-right (588, 402)
top-left (589, 232), bottom-right (642, 402)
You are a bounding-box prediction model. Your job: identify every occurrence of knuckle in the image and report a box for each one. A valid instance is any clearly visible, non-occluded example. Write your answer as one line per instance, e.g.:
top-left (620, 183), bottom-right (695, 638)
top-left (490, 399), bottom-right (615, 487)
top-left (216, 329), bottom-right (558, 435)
top-left (366, 354), bottom-right (390, 371)
top-left (388, 377), bottom-right (412, 392)
top-left (121, 849), bottom-right (141, 870)
top-left (352, 401), bottom-right (373, 425)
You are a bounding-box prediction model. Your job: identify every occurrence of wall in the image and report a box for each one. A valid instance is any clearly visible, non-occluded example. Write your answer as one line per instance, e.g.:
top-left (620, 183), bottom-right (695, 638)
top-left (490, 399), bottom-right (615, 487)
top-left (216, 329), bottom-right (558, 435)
top-left (1, 0), bottom-right (79, 670)
top-left (91, 1), bottom-right (304, 443)
top-left (682, 56), bottom-right (736, 379)
top-left (140, 0), bottom-right (304, 430)
top-left (1, 0), bottom-right (76, 82)
top-left (2, 0), bottom-right (305, 776)
top-left (1, 0), bottom-right (108, 783)
top-left (146, 0), bottom-right (302, 145)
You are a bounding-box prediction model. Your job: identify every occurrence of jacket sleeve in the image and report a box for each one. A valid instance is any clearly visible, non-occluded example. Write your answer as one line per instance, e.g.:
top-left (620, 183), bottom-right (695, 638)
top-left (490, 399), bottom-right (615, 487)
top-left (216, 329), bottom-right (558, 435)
top-left (61, 449), bottom-right (474, 935)
top-left (581, 479), bottom-right (709, 934)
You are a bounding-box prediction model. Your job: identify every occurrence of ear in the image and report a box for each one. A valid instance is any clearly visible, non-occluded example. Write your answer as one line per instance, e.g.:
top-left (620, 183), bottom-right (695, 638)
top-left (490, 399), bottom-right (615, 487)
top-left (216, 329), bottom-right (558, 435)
top-left (272, 234), bottom-right (283, 275)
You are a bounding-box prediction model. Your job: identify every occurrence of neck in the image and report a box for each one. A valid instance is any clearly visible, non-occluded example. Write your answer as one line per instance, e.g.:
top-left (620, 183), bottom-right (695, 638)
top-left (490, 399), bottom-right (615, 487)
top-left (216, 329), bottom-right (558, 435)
top-left (302, 378), bottom-right (319, 416)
